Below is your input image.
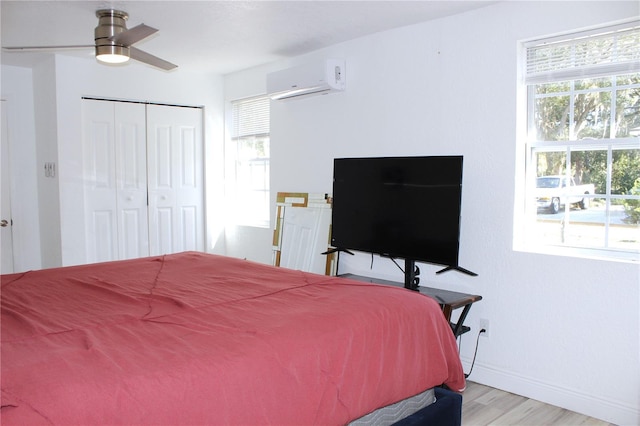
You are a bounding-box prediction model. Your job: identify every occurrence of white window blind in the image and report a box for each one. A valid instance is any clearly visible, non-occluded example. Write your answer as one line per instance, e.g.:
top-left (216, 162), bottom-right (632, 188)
top-left (228, 96), bottom-right (271, 227)
top-left (525, 22), bottom-right (640, 84)
top-left (232, 97), bottom-right (270, 139)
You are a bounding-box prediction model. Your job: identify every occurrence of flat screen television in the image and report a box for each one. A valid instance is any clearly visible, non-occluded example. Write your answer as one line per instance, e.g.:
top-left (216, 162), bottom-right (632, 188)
top-left (331, 155), bottom-right (475, 289)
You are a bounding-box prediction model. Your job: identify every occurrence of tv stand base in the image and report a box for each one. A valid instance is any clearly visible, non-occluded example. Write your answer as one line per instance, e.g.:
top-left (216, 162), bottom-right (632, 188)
top-left (436, 265), bottom-right (478, 276)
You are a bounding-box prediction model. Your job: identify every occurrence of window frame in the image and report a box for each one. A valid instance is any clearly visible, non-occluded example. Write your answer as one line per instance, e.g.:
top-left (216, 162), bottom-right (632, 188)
top-left (226, 95), bottom-right (271, 228)
top-left (520, 21), bottom-right (640, 262)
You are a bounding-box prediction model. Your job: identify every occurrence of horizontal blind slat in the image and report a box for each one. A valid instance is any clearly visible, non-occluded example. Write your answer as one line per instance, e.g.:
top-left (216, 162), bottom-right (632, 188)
top-left (232, 96), bottom-right (270, 138)
top-left (525, 23), bottom-right (640, 84)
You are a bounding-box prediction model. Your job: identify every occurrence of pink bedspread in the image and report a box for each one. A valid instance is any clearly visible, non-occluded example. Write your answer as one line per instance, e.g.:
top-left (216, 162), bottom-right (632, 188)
top-left (1, 251), bottom-right (464, 425)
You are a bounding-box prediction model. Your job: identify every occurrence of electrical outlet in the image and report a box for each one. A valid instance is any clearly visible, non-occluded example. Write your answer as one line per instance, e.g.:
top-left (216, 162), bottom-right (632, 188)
top-left (480, 318), bottom-right (490, 338)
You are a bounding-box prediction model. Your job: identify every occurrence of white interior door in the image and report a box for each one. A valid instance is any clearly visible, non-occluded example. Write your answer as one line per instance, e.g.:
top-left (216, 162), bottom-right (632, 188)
top-left (83, 99), bottom-right (148, 263)
top-left (280, 206), bottom-right (332, 274)
top-left (146, 104), bottom-right (204, 255)
top-left (1, 102), bottom-right (15, 273)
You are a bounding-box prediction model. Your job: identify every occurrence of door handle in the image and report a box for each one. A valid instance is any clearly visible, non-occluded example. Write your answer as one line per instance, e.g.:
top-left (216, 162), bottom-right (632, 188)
top-left (0, 219), bottom-right (8, 227)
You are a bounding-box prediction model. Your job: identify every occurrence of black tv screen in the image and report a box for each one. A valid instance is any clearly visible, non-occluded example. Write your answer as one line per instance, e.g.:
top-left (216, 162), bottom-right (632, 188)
top-left (331, 155), bottom-right (463, 268)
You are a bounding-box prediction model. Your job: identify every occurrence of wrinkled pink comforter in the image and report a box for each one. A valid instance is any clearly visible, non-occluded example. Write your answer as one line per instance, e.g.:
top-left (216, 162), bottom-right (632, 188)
top-left (1, 251), bottom-right (464, 425)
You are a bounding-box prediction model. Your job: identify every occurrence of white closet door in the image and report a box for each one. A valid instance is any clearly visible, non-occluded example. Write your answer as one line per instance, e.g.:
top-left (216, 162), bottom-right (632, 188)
top-left (146, 104), bottom-right (204, 255)
top-left (83, 100), bottom-right (148, 263)
top-left (114, 102), bottom-right (149, 259)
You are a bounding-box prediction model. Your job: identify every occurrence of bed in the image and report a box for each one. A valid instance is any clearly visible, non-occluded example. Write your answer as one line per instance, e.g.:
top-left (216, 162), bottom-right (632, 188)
top-left (1, 251), bottom-right (464, 425)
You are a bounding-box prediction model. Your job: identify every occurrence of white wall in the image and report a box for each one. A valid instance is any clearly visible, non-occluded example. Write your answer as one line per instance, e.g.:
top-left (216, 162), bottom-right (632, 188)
top-left (224, 2), bottom-right (639, 424)
top-left (3, 55), bottom-right (225, 268)
top-left (32, 57), bottom-right (63, 268)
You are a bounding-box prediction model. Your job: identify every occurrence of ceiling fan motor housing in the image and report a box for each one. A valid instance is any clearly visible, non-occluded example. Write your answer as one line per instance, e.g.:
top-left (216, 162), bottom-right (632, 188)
top-left (95, 9), bottom-right (130, 59)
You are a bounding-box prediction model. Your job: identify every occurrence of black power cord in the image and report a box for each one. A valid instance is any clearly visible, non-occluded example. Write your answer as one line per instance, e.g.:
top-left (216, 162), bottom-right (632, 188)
top-left (464, 328), bottom-right (486, 379)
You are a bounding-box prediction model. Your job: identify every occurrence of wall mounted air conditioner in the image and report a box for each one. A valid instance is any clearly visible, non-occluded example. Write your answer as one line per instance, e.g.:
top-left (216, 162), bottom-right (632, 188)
top-left (267, 59), bottom-right (346, 100)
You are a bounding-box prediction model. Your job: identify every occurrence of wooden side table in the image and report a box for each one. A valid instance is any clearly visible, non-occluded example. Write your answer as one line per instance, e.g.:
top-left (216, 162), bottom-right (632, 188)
top-left (417, 286), bottom-right (482, 337)
top-left (339, 273), bottom-right (482, 338)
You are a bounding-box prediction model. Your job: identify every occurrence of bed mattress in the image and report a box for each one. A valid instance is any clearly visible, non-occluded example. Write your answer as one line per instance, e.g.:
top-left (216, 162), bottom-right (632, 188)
top-left (350, 387), bottom-right (436, 425)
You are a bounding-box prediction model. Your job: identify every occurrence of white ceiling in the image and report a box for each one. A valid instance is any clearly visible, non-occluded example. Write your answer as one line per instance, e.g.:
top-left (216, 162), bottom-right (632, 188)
top-left (1, 1), bottom-right (497, 74)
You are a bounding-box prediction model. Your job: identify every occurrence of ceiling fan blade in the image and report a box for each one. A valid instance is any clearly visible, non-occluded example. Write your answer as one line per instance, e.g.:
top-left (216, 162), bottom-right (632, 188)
top-left (111, 24), bottom-right (158, 46)
top-left (2, 45), bottom-right (93, 52)
top-left (129, 47), bottom-right (177, 71)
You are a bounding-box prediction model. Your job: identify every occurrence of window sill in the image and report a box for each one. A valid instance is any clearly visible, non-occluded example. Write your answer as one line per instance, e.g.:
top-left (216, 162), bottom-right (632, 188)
top-left (514, 243), bottom-right (639, 264)
top-left (227, 221), bottom-right (270, 229)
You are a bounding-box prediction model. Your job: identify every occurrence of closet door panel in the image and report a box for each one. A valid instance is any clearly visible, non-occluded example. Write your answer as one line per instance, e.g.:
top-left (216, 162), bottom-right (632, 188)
top-left (83, 100), bottom-right (118, 263)
top-left (148, 123), bottom-right (175, 254)
top-left (91, 210), bottom-right (115, 262)
top-left (180, 127), bottom-right (197, 187)
top-left (154, 207), bottom-right (174, 254)
top-left (181, 206), bottom-right (198, 249)
top-left (114, 102), bottom-right (149, 259)
top-left (153, 126), bottom-right (173, 187)
top-left (174, 117), bottom-right (202, 253)
top-left (176, 125), bottom-right (199, 252)
top-left (147, 105), bottom-right (203, 255)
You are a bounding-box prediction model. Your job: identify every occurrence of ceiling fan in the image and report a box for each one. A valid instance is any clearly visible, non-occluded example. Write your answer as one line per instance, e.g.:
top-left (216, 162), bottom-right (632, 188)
top-left (3, 9), bottom-right (177, 71)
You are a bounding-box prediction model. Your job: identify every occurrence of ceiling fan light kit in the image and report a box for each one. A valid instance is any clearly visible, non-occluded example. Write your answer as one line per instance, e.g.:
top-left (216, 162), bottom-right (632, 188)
top-left (95, 10), bottom-right (131, 64)
top-left (95, 45), bottom-right (130, 64)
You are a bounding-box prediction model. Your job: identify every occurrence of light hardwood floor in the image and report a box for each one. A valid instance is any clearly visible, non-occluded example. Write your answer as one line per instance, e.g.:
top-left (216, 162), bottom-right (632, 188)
top-left (462, 382), bottom-right (614, 425)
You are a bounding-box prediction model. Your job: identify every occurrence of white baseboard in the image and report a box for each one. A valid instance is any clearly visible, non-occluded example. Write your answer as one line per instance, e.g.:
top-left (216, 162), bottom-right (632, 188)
top-left (462, 360), bottom-right (639, 426)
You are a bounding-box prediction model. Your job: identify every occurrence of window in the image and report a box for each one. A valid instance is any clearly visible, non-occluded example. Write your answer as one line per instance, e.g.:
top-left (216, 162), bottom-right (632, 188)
top-left (522, 22), bottom-right (640, 260)
top-left (228, 96), bottom-right (270, 227)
